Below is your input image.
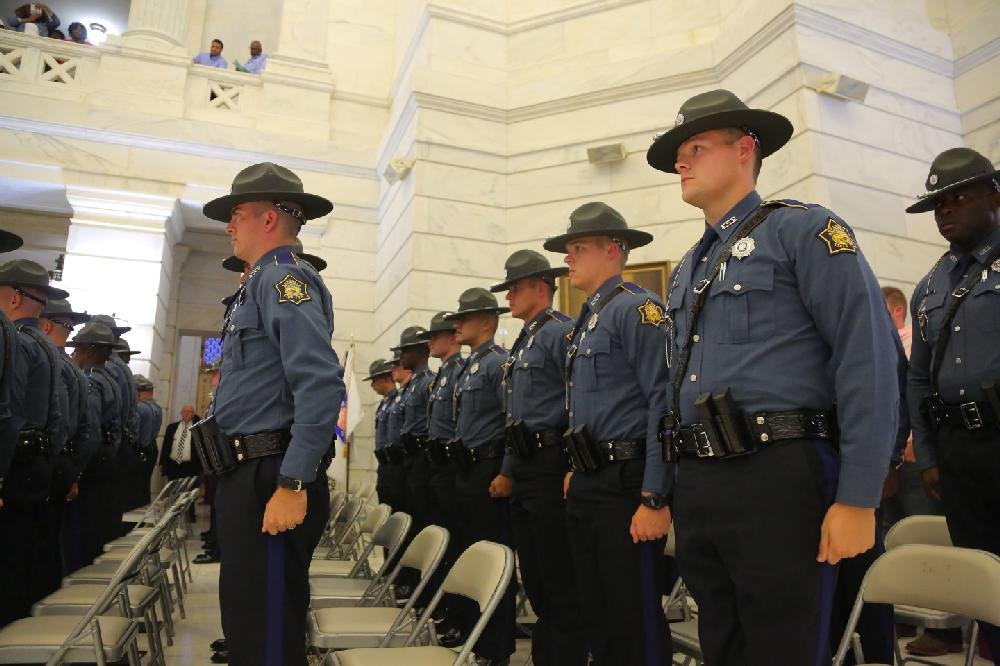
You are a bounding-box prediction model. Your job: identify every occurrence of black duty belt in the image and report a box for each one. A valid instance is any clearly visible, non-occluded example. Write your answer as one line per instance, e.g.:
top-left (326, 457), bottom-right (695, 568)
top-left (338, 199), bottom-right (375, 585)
top-left (563, 424), bottom-right (644, 472)
top-left (469, 439), bottom-right (506, 462)
top-left (227, 430), bottom-right (291, 463)
top-left (505, 419), bottom-right (563, 458)
top-left (445, 437), bottom-right (505, 473)
top-left (425, 439), bottom-right (450, 466)
top-left (400, 432), bottom-right (430, 457)
top-left (15, 429), bottom-right (49, 460)
top-left (921, 397), bottom-right (999, 432)
top-left (674, 410), bottom-right (834, 460)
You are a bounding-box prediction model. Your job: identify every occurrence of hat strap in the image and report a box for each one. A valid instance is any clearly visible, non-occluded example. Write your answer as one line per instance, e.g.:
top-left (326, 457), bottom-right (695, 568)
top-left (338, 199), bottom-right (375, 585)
top-left (14, 287), bottom-right (47, 307)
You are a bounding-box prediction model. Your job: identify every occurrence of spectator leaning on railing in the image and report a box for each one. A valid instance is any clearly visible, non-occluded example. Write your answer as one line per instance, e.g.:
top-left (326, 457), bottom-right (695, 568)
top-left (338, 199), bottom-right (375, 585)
top-left (192, 38), bottom-right (228, 68)
top-left (7, 3), bottom-right (60, 37)
top-left (234, 40), bottom-right (267, 74)
top-left (66, 22), bottom-right (91, 45)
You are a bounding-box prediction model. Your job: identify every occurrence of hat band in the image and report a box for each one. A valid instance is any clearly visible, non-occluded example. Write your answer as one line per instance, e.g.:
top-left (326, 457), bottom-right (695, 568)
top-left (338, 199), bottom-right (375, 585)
top-left (14, 287), bottom-right (47, 307)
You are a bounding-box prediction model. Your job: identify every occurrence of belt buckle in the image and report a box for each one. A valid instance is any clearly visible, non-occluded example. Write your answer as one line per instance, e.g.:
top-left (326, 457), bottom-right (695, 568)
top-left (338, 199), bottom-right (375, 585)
top-left (693, 425), bottom-right (715, 458)
top-left (960, 402), bottom-right (983, 429)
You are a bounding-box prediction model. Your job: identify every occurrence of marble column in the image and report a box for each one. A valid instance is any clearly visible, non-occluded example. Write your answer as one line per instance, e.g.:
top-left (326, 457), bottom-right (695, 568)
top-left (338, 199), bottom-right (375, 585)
top-left (122, 0), bottom-right (191, 50)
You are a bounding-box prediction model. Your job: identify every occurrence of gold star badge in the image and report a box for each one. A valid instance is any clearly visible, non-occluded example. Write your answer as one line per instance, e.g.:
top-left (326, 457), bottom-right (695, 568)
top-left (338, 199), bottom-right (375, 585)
top-left (275, 273), bottom-right (311, 305)
top-left (817, 218), bottom-right (857, 255)
top-left (637, 298), bottom-right (666, 327)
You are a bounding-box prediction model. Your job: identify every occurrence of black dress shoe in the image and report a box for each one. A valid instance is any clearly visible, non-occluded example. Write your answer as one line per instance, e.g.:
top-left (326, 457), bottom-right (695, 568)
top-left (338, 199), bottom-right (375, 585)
top-left (209, 638), bottom-right (227, 651)
top-left (211, 650), bottom-right (229, 663)
top-left (193, 553), bottom-right (220, 564)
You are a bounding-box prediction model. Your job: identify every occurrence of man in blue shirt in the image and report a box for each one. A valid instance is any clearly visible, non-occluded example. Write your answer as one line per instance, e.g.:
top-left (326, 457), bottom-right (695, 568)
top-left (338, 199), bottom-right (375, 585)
top-left (237, 41), bottom-right (268, 74)
top-left (134, 375), bottom-right (162, 506)
top-left (202, 162), bottom-right (345, 666)
top-left (445, 288), bottom-right (516, 665)
top-left (0, 228), bottom-right (23, 506)
top-left (489, 249), bottom-right (585, 666)
top-left (905, 147), bottom-right (1000, 659)
top-left (364, 358), bottom-right (395, 504)
top-left (543, 204), bottom-right (673, 665)
top-left (647, 89), bottom-right (898, 665)
top-left (193, 39), bottom-right (228, 68)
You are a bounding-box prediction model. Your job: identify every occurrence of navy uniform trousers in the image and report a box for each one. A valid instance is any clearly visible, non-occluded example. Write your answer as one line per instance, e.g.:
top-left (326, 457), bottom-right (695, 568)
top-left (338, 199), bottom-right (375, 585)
top-left (453, 454), bottom-right (516, 662)
top-left (509, 446), bottom-right (586, 666)
top-left (566, 459), bottom-right (671, 666)
top-left (674, 439), bottom-right (839, 666)
top-left (216, 455), bottom-right (329, 666)
top-left (375, 461), bottom-right (406, 513)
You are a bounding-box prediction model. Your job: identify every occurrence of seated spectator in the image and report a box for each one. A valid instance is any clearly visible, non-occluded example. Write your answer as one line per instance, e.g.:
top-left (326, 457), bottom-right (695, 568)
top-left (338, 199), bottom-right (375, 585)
top-left (234, 40), bottom-right (267, 74)
top-left (49, 28), bottom-right (64, 39)
top-left (7, 3), bottom-right (60, 37)
top-left (192, 38), bottom-right (228, 68)
top-left (66, 22), bottom-right (91, 45)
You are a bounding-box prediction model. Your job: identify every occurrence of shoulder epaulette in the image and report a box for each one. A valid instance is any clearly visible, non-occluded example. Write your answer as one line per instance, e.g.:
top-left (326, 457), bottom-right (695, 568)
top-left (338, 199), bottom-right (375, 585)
top-left (489, 344), bottom-right (506, 355)
top-left (274, 248), bottom-right (298, 266)
top-left (761, 199), bottom-right (812, 210)
top-left (617, 281), bottom-right (643, 295)
top-left (548, 309), bottom-right (573, 323)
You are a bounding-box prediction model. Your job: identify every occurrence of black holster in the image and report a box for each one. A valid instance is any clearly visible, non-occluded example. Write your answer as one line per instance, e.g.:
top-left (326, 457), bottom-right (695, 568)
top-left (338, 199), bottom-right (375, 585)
top-left (400, 432), bottom-right (422, 457)
top-left (445, 438), bottom-right (473, 473)
top-left (191, 416), bottom-right (237, 476)
top-left (658, 412), bottom-right (679, 463)
top-left (505, 419), bottom-right (534, 458)
top-left (5, 429), bottom-right (53, 505)
top-left (426, 438), bottom-right (450, 466)
top-left (920, 394), bottom-right (947, 432)
top-left (374, 448), bottom-right (389, 465)
top-left (384, 445), bottom-right (406, 465)
top-left (562, 425), bottom-right (600, 472)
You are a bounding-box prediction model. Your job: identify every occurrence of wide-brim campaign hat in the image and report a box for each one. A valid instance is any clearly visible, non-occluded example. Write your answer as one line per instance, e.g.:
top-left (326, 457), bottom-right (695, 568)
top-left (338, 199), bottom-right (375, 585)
top-left (65, 322), bottom-right (127, 349)
top-left (0, 229), bottom-right (23, 253)
top-left (41, 298), bottom-right (91, 326)
top-left (443, 288), bottom-right (510, 320)
top-left (543, 202), bottom-right (653, 253)
top-left (203, 162), bottom-right (333, 223)
top-left (117, 338), bottom-right (142, 356)
top-left (222, 239), bottom-right (328, 273)
top-left (362, 358), bottom-right (394, 381)
top-left (91, 314), bottom-right (131, 336)
top-left (489, 249), bottom-right (568, 292)
top-left (646, 89), bottom-right (794, 174)
top-left (390, 325), bottom-right (430, 351)
top-left (416, 311), bottom-right (458, 340)
top-left (133, 374), bottom-right (154, 391)
top-left (906, 147), bottom-right (1000, 214)
top-left (0, 259), bottom-right (69, 300)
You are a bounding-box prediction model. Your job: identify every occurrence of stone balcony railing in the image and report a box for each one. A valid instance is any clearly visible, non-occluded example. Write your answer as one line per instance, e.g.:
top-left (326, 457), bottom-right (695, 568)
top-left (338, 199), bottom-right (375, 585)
top-left (0, 31), bottom-right (99, 97)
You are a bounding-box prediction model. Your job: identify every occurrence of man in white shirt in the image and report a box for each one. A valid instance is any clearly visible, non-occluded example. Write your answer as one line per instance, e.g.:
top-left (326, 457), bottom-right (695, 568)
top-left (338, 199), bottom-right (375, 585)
top-left (159, 404), bottom-right (201, 480)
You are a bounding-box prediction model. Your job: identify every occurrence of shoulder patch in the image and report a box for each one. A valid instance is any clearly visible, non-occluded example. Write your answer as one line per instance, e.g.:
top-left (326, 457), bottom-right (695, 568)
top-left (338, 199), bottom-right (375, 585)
top-left (817, 218), bottom-right (857, 255)
top-left (637, 298), bottom-right (666, 327)
top-left (275, 273), bottom-right (311, 305)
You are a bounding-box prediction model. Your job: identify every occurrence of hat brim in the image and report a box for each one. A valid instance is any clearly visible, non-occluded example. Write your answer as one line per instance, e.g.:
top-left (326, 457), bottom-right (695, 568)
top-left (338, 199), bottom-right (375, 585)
top-left (542, 228), bottom-right (653, 254)
top-left (65, 339), bottom-right (128, 350)
top-left (202, 191), bottom-right (333, 223)
top-left (121, 350), bottom-right (142, 356)
top-left (443, 306), bottom-right (511, 320)
top-left (222, 256), bottom-right (246, 272)
top-left (2, 280), bottom-right (70, 300)
top-left (362, 370), bottom-right (393, 381)
top-left (489, 266), bottom-right (569, 292)
top-left (0, 229), bottom-right (23, 253)
top-left (646, 109), bottom-right (794, 174)
top-left (415, 325), bottom-right (456, 340)
top-left (42, 311), bottom-right (91, 325)
top-left (298, 252), bottom-right (328, 272)
top-left (389, 340), bottom-right (430, 352)
top-left (905, 169), bottom-right (1000, 214)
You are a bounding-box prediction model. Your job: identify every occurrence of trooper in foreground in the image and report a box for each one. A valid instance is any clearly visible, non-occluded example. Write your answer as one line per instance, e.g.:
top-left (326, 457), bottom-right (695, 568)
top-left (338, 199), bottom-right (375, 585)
top-left (647, 89), bottom-right (898, 664)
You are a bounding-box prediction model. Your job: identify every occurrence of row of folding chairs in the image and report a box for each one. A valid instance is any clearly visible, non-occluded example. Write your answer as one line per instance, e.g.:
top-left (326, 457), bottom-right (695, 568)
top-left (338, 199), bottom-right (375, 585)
top-left (305, 500), bottom-right (515, 665)
top-left (0, 488), bottom-right (199, 665)
top-left (664, 515), bottom-right (1000, 666)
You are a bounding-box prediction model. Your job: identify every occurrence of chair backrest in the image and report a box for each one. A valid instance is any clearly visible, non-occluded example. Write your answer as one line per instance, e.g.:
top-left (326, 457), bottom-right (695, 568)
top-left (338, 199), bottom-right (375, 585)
top-left (370, 512), bottom-right (411, 556)
top-left (862, 545), bottom-right (1000, 624)
top-left (885, 515), bottom-right (952, 550)
top-left (399, 525), bottom-right (449, 575)
top-left (359, 503), bottom-right (391, 535)
top-left (442, 540), bottom-right (514, 612)
top-left (663, 524), bottom-right (676, 557)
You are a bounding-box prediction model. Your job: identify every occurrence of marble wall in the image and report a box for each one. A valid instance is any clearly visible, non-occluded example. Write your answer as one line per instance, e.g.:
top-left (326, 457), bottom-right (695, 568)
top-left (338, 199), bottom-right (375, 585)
top-left (0, 0), bottom-right (997, 490)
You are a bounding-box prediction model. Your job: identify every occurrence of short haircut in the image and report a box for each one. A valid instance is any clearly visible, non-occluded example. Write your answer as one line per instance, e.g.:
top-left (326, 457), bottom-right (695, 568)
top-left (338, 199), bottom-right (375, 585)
top-left (721, 127), bottom-right (762, 179)
top-left (881, 286), bottom-right (907, 311)
top-left (212, 38), bottom-right (224, 48)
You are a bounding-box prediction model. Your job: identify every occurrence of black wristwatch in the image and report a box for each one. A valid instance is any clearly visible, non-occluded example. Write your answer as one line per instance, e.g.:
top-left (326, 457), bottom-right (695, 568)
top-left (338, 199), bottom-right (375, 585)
top-left (277, 475), bottom-right (304, 492)
top-left (640, 492), bottom-right (669, 510)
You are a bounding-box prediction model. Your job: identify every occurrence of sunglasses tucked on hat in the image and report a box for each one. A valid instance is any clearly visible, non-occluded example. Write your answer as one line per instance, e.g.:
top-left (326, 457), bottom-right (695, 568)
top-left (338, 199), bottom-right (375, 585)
top-left (905, 147), bottom-right (1000, 214)
top-left (0, 228), bottom-right (23, 254)
top-left (41, 298), bottom-right (91, 326)
top-left (443, 288), bottom-right (510, 320)
top-left (646, 89), bottom-right (794, 175)
top-left (416, 311), bottom-right (458, 340)
top-left (64, 322), bottom-right (127, 349)
top-left (362, 358), bottom-right (395, 381)
top-left (0, 259), bottom-right (69, 302)
top-left (203, 162), bottom-right (333, 223)
top-left (543, 202), bottom-right (652, 254)
top-left (489, 250), bottom-right (568, 293)
top-left (222, 238), bottom-right (328, 273)
top-left (390, 325), bottom-right (430, 351)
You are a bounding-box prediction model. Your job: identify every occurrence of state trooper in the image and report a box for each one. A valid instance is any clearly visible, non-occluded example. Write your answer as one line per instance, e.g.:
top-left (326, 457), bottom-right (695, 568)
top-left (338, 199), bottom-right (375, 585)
top-left (0, 259), bottom-right (69, 625)
top-left (418, 311), bottom-right (464, 643)
top-left (444, 287), bottom-right (515, 665)
top-left (66, 322), bottom-right (124, 564)
top-left (905, 147), bottom-right (1000, 657)
top-left (364, 358), bottom-right (396, 507)
top-left (0, 229), bottom-right (24, 490)
top-left (134, 374), bottom-right (163, 507)
top-left (39, 298), bottom-right (97, 574)
top-left (543, 204), bottom-right (673, 666)
top-left (116, 338), bottom-right (141, 365)
top-left (647, 89), bottom-right (898, 664)
top-left (383, 351), bottom-right (412, 511)
top-left (488, 249), bottom-right (584, 666)
top-left (90, 313), bottom-right (141, 533)
top-left (202, 162), bottom-right (345, 666)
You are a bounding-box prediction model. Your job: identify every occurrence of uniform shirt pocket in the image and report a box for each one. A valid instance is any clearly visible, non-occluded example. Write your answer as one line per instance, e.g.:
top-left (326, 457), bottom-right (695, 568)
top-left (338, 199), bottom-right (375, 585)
top-left (971, 277), bottom-right (1000, 331)
top-left (226, 305), bottom-right (264, 370)
top-left (575, 330), bottom-right (612, 392)
top-left (460, 373), bottom-right (486, 412)
top-left (918, 289), bottom-right (947, 343)
top-left (709, 262), bottom-right (775, 343)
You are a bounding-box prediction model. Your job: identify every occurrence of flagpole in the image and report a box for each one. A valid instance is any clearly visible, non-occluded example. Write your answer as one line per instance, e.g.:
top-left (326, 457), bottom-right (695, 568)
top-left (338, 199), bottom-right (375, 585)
top-left (344, 335), bottom-right (355, 495)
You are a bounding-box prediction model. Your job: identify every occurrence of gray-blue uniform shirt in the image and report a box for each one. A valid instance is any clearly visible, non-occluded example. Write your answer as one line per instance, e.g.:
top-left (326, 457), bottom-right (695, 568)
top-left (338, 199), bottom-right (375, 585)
top-left (502, 307), bottom-right (573, 476)
top-left (12, 318), bottom-right (66, 458)
top-left (107, 355), bottom-right (139, 441)
top-left (908, 226), bottom-right (1000, 470)
top-left (87, 364), bottom-right (121, 447)
top-left (137, 397), bottom-right (163, 451)
top-left (375, 389), bottom-right (396, 451)
top-left (58, 347), bottom-right (97, 468)
top-left (666, 191), bottom-right (898, 508)
top-left (401, 364), bottom-right (434, 437)
top-left (213, 245), bottom-right (346, 483)
top-left (0, 312), bottom-right (19, 479)
top-left (386, 384), bottom-right (406, 447)
top-left (428, 353), bottom-right (463, 442)
top-left (454, 340), bottom-right (507, 450)
top-left (567, 277), bottom-right (671, 495)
